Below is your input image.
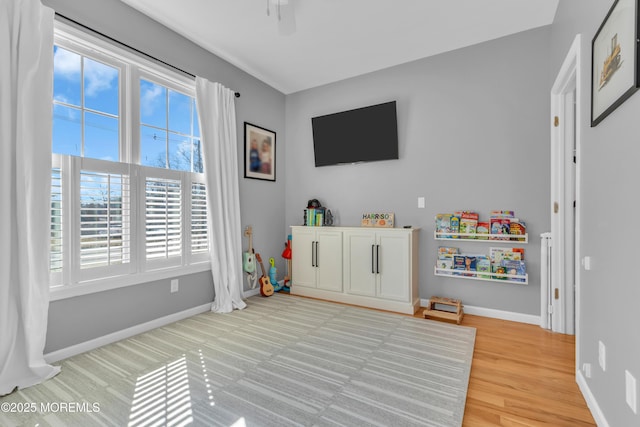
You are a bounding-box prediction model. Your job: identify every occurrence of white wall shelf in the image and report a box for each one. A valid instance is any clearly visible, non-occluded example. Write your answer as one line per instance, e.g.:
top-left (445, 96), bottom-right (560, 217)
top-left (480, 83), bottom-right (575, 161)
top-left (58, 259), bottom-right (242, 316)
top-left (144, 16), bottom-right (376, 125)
top-left (434, 231), bottom-right (528, 243)
top-left (434, 267), bottom-right (528, 285)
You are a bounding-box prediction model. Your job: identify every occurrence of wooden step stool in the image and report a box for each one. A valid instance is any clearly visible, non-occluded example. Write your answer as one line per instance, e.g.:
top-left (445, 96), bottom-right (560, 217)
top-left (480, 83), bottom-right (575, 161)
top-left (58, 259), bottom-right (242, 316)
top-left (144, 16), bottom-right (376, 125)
top-left (423, 296), bottom-right (464, 324)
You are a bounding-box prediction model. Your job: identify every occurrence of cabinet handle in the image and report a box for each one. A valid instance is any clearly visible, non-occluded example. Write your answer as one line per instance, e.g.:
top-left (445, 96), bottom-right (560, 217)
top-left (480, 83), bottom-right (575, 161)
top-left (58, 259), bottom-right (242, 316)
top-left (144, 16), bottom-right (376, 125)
top-left (371, 245), bottom-right (375, 274)
top-left (311, 241), bottom-right (315, 267)
top-left (315, 241), bottom-right (319, 268)
top-left (376, 244), bottom-right (380, 274)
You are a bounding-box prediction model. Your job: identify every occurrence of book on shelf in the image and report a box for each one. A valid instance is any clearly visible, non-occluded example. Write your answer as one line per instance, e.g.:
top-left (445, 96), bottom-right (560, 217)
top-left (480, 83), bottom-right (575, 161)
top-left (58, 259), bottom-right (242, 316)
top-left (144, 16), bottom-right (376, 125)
top-left (476, 221), bottom-right (490, 239)
top-left (459, 214), bottom-right (478, 235)
top-left (453, 255), bottom-right (466, 275)
top-left (476, 257), bottom-right (491, 279)
top-left (490, 247), bottom-right (523, 263)
top-left (438, 246), bottom-right (459, 256)
top-left (490, 217), bottom-right (510, 240)
top-left (512, 247), bottom-right (525, 260)
top-left (435, 214), bottom-right (453, 237)
top-left (501, 259), bottom-right (526, 282)
top-left (437, 255), bottom-right (454, 274)
top-left (450, 216), bottom-right (460, 238)
top-left (463, 256), bottom-right (476, 276)
top-left (509, 219), bottom-right (527, 241)
top-left (491, 265), bottom-right (508, 280)
top-left (490, 210), bottom-right (515, 218)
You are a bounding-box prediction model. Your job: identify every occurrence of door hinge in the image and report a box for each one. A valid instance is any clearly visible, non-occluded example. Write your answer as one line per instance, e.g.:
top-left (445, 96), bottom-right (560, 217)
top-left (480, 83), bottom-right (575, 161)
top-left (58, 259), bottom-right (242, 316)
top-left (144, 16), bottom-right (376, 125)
top-left (554, 116), bottom-right (560, 127)
top-left (554, 202), bottom-right (559, 213)
top-left (548, 304), bottom-right (554, 314)
top-left (554, 288), bottom-right (560, 300)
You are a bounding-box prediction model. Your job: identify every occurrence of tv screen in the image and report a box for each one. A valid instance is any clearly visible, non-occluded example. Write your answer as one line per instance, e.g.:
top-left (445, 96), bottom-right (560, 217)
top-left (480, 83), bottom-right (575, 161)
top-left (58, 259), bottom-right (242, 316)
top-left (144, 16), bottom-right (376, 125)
top-left (311, 101), bottom-right (398, 167)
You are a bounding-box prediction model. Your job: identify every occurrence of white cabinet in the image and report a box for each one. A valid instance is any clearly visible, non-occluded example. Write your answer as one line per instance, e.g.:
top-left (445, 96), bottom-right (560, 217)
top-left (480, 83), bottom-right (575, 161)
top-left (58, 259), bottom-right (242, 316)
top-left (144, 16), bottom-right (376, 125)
top-left (291, 226), bottom-right (419, 314)
top-left (344, 230), bottom-right (409, 302)
top-left (291, 228), bottom-right (343, 292)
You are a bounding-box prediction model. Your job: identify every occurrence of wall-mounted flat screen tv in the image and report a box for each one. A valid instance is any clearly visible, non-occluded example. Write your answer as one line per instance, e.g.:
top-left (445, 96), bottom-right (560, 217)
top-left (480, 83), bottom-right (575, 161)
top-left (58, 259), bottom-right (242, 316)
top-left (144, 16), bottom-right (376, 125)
top-left (311, 101), bottom-right (398, 167)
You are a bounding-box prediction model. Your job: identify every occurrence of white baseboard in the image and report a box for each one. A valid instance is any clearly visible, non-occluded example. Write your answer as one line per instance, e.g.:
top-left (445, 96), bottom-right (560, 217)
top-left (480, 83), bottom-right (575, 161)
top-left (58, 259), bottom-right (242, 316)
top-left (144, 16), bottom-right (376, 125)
top-left (44, 303), bottom-right (212, 363)
top-left (421, 298), bottom-right (541, 325)
top-left (576, 370), bottom-right (609, 427)
top-left (243, 288), bottom-right (261, 298)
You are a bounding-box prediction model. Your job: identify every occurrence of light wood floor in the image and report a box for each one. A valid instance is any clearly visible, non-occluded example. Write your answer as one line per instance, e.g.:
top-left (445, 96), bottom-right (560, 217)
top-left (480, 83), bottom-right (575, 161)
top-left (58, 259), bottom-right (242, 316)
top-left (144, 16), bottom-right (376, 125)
top-left (416, 311), bottom-right (596, 426)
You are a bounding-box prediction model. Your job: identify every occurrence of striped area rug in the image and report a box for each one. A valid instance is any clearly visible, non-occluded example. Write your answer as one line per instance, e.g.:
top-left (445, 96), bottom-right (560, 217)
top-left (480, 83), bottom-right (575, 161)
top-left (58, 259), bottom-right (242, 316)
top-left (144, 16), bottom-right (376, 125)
top-left (0, 294), bottom-right (475, 427)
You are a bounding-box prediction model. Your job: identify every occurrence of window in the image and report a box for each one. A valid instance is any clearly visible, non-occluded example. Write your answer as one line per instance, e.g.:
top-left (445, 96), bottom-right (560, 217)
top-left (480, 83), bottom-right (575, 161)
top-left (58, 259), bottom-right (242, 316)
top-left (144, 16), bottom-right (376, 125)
top-left (51, 22), bottom-right (209, 297)
top-left (140, 79), bottom-right (202, 172)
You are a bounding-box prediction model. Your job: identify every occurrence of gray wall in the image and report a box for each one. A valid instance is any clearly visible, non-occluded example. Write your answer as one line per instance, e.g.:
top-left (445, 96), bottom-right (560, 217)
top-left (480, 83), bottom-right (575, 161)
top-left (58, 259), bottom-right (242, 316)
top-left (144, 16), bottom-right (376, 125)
top-left (285, 27), bottom-right (551, 315)
top-left (551, 2), bottom-right (640, 426)
top-left (43, 0), bottom-right (287, 352)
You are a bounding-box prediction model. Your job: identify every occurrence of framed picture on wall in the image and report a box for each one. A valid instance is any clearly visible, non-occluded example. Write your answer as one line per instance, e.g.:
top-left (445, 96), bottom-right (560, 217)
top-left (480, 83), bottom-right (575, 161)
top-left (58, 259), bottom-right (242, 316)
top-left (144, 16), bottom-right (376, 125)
top-left (591, 0), bottom-right (640, 127)
top-left (244, 122), bottom-right (276, 181)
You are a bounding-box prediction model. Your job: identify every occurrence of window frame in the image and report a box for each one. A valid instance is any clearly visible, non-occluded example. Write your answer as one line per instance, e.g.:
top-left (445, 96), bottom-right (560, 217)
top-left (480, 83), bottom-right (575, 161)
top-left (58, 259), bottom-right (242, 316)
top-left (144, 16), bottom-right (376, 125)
top-left (50, 21), bottom-right (210, 302)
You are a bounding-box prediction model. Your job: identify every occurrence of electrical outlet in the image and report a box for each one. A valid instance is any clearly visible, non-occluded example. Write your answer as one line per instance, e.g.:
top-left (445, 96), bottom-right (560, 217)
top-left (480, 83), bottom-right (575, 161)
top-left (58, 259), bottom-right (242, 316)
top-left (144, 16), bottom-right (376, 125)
top-left (417, 197), bottom-right (425, 208)
top-left (626, 370), bottom-right (637, 414)
top-left (583, 256), bottom-right (592, 270)
top-left (171, 279), bottom-right (179, 293)
top-left (598, 341), bottom-right (606, 371)
top-left (583, 363), bottom-right (592, 378)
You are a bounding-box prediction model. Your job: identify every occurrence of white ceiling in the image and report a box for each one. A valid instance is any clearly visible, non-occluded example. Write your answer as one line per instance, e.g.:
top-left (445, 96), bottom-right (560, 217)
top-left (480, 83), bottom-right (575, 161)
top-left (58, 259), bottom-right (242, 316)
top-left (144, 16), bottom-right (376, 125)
top-left (120, 0), bottom-right (559, 94)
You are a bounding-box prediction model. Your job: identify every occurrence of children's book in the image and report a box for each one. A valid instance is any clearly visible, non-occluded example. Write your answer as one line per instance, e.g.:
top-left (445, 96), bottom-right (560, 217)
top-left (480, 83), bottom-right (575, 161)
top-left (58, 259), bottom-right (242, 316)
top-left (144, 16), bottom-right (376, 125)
top-left (459, 217), bottom-right (478, 235)
top-left (490, 218), bottom-right (510, 240)
top-left (463, 256), bottom-right (476, 276)
top-left (490, 247), bottom-right (522, 264)
top-left (438, 246), bottom-right (459, 256)
top-left (435, 214), bottom-right (453, 237)
top-left (450, 216), bottom-right (460, 238)
top-left (490, 210), bottom-right (515, 218)
top-left (453, 255), bottom-right (466, 275)
top-left (512, 247), bottom-right (525, 260)
top-left (476, 221), bottom-right (490, 240)
top-left (492, 264), bottom-right (507, 280)
top-left (501, 260), bottom-right (526, 282)
top-left (509, 220), bottom-right (527, 241)
top-left (476, 257), bottom-right (491, 279)
top-left (436, 255), bottom-right (454, 274)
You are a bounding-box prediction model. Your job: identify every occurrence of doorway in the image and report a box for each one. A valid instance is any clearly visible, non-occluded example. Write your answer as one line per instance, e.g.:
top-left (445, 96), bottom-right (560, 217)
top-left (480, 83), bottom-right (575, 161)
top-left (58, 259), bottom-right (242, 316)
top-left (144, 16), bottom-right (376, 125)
top-left (549, 34), bottom-right (582, 336)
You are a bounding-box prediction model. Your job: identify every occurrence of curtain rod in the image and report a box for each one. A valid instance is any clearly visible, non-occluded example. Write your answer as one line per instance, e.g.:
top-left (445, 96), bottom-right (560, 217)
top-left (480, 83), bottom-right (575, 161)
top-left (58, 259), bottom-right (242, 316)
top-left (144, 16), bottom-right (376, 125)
top-left (54, 12), bottom-right (240, 98)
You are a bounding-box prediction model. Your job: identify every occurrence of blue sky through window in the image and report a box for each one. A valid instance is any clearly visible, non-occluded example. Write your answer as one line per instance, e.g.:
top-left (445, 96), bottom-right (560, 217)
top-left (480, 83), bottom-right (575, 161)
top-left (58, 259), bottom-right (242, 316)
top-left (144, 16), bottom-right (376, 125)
top-left (140, 78), bottom-right (201, 172)
top-left (53, 46), bottom-right (120, 161)
top-left (53, 46), bottom-right (201, 172)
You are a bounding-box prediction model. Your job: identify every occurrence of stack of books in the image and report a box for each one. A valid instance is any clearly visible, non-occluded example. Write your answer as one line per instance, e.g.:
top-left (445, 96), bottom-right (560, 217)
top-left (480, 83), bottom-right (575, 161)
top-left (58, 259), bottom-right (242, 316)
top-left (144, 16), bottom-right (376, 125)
top-left (305, 207), bottom-right (325, 226)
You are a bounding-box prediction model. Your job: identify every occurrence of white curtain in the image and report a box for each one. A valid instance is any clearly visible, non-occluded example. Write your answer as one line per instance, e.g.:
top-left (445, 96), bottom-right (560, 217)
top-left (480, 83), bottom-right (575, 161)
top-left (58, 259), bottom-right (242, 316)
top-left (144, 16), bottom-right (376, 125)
top-left (195, 78), bottom-right (247, 313)
top-left (0, 0), bottom-right (60, 395)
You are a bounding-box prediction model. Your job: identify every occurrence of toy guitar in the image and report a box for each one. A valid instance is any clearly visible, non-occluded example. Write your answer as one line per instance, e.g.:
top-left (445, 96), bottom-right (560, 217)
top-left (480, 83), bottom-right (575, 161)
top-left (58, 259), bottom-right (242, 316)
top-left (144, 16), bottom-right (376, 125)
top-left (255, 253), bottom-right (274, 297)
top-left (243, 226), bottom-right (255, 273)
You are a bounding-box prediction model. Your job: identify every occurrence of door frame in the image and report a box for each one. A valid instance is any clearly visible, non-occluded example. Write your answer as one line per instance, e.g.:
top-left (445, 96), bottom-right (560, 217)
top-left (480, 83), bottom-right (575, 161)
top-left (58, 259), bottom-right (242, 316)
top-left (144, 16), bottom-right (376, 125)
top-left (550, 34), bottom-right (582, 338)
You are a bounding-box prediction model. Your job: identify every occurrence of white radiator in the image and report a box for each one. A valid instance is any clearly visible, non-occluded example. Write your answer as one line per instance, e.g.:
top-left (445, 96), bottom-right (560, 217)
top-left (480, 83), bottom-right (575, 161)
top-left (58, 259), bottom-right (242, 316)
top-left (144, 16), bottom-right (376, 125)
top-left (540, 232), bottom-right (552, 330)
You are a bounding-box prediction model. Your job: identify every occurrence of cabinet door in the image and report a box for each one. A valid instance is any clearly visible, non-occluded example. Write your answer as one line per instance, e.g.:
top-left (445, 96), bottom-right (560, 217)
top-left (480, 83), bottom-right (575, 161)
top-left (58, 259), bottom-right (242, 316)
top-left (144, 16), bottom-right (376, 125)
top-left (316, 230), bottom-right (343, 292)
top-left (344, 231), bottom-right (376, 296)
top-left (292, 228), bottom-right (316, 288)
top-left (377, 232), bottom-right (410, 301)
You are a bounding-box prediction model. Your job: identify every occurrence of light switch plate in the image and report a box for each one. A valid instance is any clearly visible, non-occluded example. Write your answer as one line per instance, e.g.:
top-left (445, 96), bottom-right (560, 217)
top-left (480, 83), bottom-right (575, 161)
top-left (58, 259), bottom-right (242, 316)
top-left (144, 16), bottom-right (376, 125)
top-left (418, 197), bottom-right (425, 209)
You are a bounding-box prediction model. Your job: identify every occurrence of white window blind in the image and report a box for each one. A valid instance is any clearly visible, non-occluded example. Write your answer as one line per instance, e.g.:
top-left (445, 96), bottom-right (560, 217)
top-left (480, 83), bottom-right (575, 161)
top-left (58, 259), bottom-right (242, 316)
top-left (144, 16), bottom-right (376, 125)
top-left (190, 181), bottom-right (208, 255)
top-left (79, 170), bottom-right (130, 269)
top-left (50, 167), bottom-right (63, 273)
top-left (145, 177), bottom-right (182, 262)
